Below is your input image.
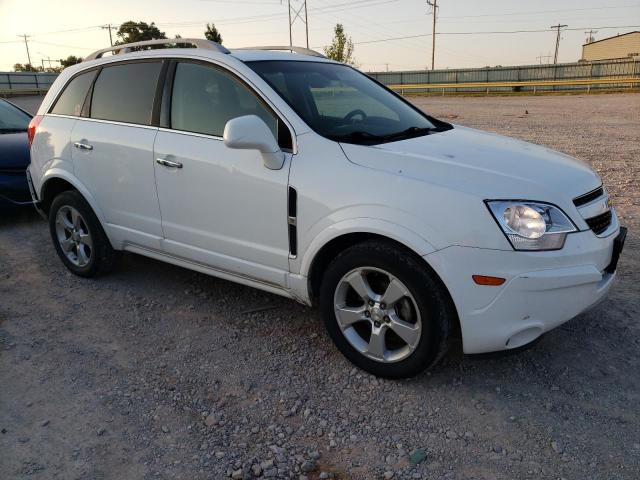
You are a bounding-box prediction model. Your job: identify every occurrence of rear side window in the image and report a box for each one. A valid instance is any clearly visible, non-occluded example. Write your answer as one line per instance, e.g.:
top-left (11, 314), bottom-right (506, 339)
top-left (50, 70), bottom-right (97, 116)
top-left (170, 62), bottom-right (278, 138)
top-left (91, 62), bottom-right (162, 125)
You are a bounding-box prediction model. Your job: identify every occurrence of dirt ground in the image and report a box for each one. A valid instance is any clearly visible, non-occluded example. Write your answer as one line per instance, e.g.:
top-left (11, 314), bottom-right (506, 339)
top-left (1, 93), bottom-right (639, 480)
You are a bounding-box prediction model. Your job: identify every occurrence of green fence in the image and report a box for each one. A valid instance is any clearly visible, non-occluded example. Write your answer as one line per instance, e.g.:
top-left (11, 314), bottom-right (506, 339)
top-left (368, 58), bottom-right (640, 94)
top-left (0, 72), bottom-right (58, 95)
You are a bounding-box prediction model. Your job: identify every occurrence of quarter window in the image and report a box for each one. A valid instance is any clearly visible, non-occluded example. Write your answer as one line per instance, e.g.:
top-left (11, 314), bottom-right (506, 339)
top-left (90, 62), bottom-right (162, 125)
top-left (50, 70), bottom-right (97, 117)
top-left (170, 62), bottom-right (278, 139)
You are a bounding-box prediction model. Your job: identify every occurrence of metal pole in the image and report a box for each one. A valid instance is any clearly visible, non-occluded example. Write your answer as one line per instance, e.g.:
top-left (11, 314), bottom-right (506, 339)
top-left (551, 24), bottom-right (567, 65)
top-left (18, 34), bottom-right (32, 67)
top-left (431, 0), bottom-right (437, 70)
top-left (101, 24), bottom-right (115, 46)
top-left (304, 1), bottom-right (309, 49)
top-left (288, 0), bottom-right (293, 51)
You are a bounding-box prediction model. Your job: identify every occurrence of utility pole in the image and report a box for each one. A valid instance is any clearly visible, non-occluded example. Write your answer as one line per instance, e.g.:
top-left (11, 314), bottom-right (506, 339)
top-left (101, 24), bottom-right (117, 46)
top-left (426, 0), bottom-right (438, 70)
top-left (288, 0), bottom-right (293, 50)
top-left (584, 29), bottom-right (598, 44)
top-left (550, 24), bottom-right (567, 64)
top-left (18, 34), bottom-right (32, 67)
top-left (287, 0), bottom-right (309, 50)
top-left (304, 0), bottom-right (309, 49)
top-left (536, 53), bottom-right (552, 64)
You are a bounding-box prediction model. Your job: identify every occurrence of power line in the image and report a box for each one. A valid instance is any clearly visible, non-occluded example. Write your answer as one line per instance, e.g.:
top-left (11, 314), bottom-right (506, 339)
top-left (31, 40), bottom-right (99, 50)
top-left (312, 0), bottom-right (429, 53)
top-left (155, 0), bottom-right (395, 27)
top-left (349, 24), bottom-right (640, 45)
top-left (437, 3), bottom-right (640, 20)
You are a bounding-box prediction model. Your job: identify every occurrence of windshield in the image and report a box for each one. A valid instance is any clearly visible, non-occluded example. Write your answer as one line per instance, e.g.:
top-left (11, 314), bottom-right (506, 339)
top-left (247, 60), bottom-right (450, 145)
top-left (0, 100), bottom-right (31, 133)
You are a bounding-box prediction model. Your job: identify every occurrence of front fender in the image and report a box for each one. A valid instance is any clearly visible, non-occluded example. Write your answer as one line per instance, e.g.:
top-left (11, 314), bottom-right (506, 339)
top-left (297, 217), bottom-right (438, 278)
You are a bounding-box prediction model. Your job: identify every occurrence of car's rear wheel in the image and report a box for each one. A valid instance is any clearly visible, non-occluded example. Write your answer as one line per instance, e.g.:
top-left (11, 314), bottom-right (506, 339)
top-left (319, 239), bottom-right (453, 378)
top-left (49, 191), bottom-right (116, 277)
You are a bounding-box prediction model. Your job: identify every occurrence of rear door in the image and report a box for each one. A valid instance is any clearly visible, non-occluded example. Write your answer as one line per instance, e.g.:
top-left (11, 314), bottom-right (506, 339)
top-left (153, 60), bottom-right (294, 286)
top-left (70, 60), bottom-right (165, 250)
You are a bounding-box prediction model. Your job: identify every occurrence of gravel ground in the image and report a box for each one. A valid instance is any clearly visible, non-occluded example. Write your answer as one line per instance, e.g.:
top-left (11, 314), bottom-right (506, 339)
top-left (1, 93), bottom-right (639, 480)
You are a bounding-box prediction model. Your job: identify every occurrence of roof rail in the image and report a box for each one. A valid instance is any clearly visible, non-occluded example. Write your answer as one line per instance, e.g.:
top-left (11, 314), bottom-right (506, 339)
top-left (234, 46), bottom-right (326, 58)
top-left (84, 38), bottom-right (230, 61)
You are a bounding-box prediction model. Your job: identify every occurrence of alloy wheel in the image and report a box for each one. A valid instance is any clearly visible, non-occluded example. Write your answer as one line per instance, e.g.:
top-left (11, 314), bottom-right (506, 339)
top-left (333, 267), bottom-right (422, 363)
top-left (55, 205), bottom-right (93, 267)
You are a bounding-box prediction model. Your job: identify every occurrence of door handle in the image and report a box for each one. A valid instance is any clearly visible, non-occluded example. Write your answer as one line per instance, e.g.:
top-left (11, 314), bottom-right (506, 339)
top-left (73, 141), bottom-right (93, 151)
top-left (156, 158), bottom-right (183, 169)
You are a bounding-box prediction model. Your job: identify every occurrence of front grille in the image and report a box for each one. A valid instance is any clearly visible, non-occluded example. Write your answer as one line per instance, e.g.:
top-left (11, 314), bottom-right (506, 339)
top-left (573, 186), bottom-right (604, 207)
top-left (585, 210), bottom-right (612, 235)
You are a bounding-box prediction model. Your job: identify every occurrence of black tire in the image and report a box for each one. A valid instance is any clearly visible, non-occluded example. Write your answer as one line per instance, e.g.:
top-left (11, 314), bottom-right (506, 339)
top-left (49, 190), bottom-right (117, 277)
top-left (319, 239), bottom-right (454, 379)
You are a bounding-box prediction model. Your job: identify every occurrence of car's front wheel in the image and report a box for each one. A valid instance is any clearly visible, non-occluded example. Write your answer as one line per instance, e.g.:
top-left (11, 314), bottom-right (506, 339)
top-left (319, 239), bottom-right (454, 378)
top-left (49, 191), bottom-right (117, 277)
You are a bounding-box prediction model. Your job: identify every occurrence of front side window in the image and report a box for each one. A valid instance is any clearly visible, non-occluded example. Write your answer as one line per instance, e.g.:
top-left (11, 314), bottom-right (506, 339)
top-left (50, 70), bottom-right (97, 117)
top-left (170, 62), bottom-right (278, 139)
top-left (248, 60), bottom-right (449, 145)
top-left (91, 61), bottom-right (162, 125)
top-left (0, 100), bottom-right (31, 133)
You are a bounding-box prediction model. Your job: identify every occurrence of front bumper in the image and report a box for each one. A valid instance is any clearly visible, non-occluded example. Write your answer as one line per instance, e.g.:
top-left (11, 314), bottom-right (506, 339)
top-left (425, 223), bottom-right (624, 354)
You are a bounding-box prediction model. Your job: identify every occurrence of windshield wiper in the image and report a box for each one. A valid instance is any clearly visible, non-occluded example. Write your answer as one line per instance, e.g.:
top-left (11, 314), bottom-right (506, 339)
top-left (0, 128), bottom-right (27, 133)
top-left (381, 126), bottom-right (436, 142)
top-left (332, 130), bottom-right (385, 144)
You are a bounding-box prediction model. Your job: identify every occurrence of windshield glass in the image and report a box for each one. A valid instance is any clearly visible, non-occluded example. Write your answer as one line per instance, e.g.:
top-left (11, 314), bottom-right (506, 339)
top-left (0, 100), bottom-right (31, 133)
top-left (247, 60), bottom-right (449, 145)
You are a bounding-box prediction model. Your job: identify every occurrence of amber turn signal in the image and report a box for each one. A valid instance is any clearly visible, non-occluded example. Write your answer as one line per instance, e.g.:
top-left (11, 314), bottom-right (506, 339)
top-left (472, 275), bottom-right (506, 286)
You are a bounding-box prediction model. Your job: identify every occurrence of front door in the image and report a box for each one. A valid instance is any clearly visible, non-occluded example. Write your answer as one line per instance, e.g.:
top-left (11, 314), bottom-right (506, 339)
top-left (153, 60), bottom-right (293, 286)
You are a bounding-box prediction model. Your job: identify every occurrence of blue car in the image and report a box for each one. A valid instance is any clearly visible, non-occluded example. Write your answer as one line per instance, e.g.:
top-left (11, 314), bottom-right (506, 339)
top-left (0, 98), bottom-right (32, 207)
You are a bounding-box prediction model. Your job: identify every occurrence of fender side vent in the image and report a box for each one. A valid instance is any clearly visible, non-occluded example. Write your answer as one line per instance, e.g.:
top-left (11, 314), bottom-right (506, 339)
top-left (288, 186), bottom-right (298, 256)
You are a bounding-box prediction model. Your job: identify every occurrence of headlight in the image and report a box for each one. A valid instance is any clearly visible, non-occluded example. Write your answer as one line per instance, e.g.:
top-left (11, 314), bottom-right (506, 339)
top-left (486, 201), bottom-right (577, 251)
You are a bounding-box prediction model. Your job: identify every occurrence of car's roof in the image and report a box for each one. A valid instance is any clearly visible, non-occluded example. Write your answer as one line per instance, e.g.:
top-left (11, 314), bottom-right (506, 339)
top-left (80, 42), bottom-right (336, 68)
top-left (228, 49), bottom-right (335, 63)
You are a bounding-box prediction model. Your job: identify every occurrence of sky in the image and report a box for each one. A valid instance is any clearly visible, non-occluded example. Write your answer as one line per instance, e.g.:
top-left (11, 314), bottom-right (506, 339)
top-left (1, 0), bottom-right (639, 72)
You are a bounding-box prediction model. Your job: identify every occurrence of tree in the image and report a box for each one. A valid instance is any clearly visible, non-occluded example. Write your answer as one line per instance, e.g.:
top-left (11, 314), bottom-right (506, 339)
top-left (115, 21), bottom-right (166, 45)
top-left (60, 56), bottom-right (83, 68)
top-left (204, 23), bottom-right (223, 44)
top-left (13, 63), bottom-right (38, 72)
top-left (324, 24), bottom-right (355, 65)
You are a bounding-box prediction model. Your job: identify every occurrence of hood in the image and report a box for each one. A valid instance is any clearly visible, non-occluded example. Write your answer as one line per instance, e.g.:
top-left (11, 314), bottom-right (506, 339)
top-left (339, 125), bottom-right (601, 202)
top-left (0, 132), bottom-right (30, 170)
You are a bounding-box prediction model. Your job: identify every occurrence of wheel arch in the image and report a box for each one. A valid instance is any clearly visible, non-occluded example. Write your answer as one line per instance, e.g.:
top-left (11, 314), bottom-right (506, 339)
top-left (305, 230), bottom-right (462, 340)
top-left (40, 171), bottom-right (106, 224)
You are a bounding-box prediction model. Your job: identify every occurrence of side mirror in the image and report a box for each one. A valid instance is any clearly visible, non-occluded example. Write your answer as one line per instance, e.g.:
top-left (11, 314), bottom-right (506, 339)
top-left (223, 115), bottom-right (285, 170)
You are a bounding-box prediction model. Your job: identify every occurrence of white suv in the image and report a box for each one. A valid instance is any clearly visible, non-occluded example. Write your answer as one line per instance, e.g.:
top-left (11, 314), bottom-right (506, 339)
top-left (27, 39), bottom-right (626, 378)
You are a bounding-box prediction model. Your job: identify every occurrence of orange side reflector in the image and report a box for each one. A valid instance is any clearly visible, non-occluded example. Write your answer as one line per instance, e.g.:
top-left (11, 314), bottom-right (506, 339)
top-left (472, 275), bottom-right (506, 286)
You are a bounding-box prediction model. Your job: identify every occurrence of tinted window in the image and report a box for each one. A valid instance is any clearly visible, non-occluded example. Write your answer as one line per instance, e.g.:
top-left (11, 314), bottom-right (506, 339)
top-left (50, 70), bottom-right (96, 117)
top-left (0, 100), bottom-right (31, 132)
top-left (248, 61), bottom-right (447, 145)
top-left (170, 62), bottom-right (277, 138)
top-left (91, 62), bottom-right (162, 125)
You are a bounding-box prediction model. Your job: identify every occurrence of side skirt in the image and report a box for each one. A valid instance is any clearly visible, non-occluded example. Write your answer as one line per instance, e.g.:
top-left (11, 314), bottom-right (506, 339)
top-left (123, 244), bottom-right (310, 305)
